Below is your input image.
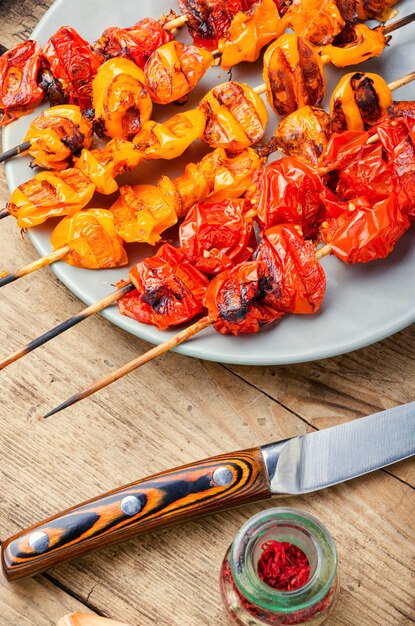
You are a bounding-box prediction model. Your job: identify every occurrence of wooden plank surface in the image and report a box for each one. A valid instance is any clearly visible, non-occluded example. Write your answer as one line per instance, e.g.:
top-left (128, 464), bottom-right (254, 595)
top-left (0, 2), bottom-right (414, 625)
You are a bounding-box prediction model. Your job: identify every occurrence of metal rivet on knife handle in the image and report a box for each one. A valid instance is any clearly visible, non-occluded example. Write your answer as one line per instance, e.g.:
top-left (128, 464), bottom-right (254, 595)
top-left (28, 531), bottom-right (50, 554)
top-left (213, 467), bottom-right (234, 487)
top-left (121, 495), bottom-right (143, 517)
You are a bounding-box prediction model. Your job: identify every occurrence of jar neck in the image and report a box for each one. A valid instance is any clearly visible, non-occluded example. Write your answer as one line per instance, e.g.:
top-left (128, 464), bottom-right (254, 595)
top-left (230, 508), bottom-right (338, 614)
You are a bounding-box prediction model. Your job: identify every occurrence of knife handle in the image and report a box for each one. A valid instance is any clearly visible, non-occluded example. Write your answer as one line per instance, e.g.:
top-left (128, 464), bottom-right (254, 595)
top-left (2, 447), bottom-right (271, 582)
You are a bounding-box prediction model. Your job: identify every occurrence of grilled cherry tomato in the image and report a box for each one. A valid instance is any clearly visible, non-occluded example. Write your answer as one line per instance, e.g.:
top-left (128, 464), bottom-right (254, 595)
top-left (173, 147), bottom-right (263, 217)
top-left (133, 110), bottom-right (206, 160)
top-left (320, 194), bottom-right (410, 264)
top-left (0, 40), bottom-right (45, 126)
top-left (180, 199), bottom-right (256, 275)
top-left (110, 182), bottom-right (178, 245)
top-left (199, 81), bottom-right (268, 151)
top-left (336, 142), bottom-right (394, 201)
top-left (7, 168), bottom-right (95, 229)
top-left (93, 18), bottom-right (173, 69)
top-left (321, 24), bottom-right (388, 69)
top-left (92, 58), bottom-right (153, 140)
top-left (356, 0), bottom-right (397, 20)
top-left (24, 105), bottom-right (93, 170)
top-left (246, 156), bottom-right (326, 239)
top-left (50, 209), bottom-right (128, 269)
top-left (218, 0), bottom-right (285, 70)
top-left (263, 34), bottom-right (326, 117)
top-left (375, 103), bottom-right (415, 212)
top-left (118, 244), bottom-right (209, 330)
top-left (273, 106), bottom-right (332, 166)
top-left (330, 72), bottom-right (392, 133)
top-left (255, 224), bottom-right (326, 314)
top-left (178, 0), bottom-right (256, 50)
top-left (205, 260), bottom-right (281, 335)
top-left (284, 0), bottom-right (345, 46)
top-left (75, 138), bottom-right (143, 195)
top-left (144, 41), bottom-right (213, 105)
top-left (43, 26), bottom-right (102, 110)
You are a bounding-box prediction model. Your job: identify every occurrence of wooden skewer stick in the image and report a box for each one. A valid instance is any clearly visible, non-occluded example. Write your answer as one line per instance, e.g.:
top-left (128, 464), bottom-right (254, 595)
top-left (0, 245), bottom-right (70, 288)
top-left (0, 140), bottom-right (31, 164)
top-left (0, 282), bottom-right (134, 370)
top-left (383, 11), bottom-right (415, 35)
top-left (163, 14), bottom-right (188, 31)
top-left (0, 208), bottom-right (10, 219)
top-left (40, 245), bottom-right (336, 419)
top-left (41, 315), bottom-right (213, 419)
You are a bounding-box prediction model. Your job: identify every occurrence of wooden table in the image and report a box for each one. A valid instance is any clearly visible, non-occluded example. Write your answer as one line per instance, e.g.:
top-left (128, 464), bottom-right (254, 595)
top-left (0, 3), bottom-right (414, 624)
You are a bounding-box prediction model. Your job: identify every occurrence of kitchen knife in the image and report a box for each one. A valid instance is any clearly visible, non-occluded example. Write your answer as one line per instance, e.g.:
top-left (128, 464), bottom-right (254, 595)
top-left (2, 401), bottom-right (414, 582)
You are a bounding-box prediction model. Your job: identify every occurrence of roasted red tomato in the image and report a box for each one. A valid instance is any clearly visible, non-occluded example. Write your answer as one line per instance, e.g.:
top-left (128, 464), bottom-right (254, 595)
top-left (336, 142), bottom-right (394, 201)
top-left (320, 194), bottom-right (410, 264)
top-left (255, 224), bottom-right (326, 314)
top-left (205, 260), bottom-right (282, 335)
top-left (118, 244), bottom-right (209, 330)
top-left (178, 0), bottom-right (255, 50)
top-left (246, 157), bottom-right (326, 239)
top-left (0, 40), bottom-right (45, 126)
top-left (93, 18), bottom-right (173, 69)
top-left (43, 26), bottom-right (102, 110)
top-left (179, 199), bottom-right (256, 275)
top-left (320, 130), bottom-right (370, 172)
top-left (374, 104), bottom-right (415, 219)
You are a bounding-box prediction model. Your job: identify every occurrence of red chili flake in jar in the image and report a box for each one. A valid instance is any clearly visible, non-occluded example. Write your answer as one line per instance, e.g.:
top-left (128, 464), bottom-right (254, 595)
top-left (257, 541), bottom-right (310, 591)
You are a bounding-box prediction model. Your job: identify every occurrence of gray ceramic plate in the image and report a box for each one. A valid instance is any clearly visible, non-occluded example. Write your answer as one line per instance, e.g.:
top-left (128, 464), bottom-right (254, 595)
top-left (3, 0), bottom-right (415, 365)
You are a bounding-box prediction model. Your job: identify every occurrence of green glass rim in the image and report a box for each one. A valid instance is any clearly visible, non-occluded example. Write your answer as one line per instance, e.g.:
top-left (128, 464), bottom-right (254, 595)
top-left (230, 507), bottom-right (338, 614)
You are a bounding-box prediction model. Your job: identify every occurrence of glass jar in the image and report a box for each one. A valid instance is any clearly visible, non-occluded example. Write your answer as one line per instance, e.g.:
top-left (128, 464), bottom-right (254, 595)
top-left (220, 508), bottom-right (339, 626)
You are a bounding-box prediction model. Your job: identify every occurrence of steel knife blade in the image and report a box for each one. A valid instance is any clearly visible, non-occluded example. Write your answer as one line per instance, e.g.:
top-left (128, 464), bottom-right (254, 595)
top-left (2, 402), bottom-right (414, 582)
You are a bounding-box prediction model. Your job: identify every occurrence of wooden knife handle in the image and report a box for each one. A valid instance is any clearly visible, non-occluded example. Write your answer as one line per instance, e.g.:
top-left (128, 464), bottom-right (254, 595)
top-left (2, 447), bottom-right (271, 582)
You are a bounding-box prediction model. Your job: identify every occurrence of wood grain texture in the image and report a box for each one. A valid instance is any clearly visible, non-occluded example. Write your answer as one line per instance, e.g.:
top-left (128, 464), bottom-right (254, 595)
top-left (0, 1), bottom-right (414, 625)
top-left (2, 448), bottom-right (270, 582)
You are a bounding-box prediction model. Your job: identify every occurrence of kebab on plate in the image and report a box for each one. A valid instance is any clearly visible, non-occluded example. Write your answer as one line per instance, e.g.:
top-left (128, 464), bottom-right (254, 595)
top-left (0, 0), bottom-right (412, 128)
top-left (2, 103), bottom-right (414, 375)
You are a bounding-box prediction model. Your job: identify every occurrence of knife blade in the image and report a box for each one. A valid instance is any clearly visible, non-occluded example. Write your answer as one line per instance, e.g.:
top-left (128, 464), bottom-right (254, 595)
top-left (2, 402), bottom-right (414, 582)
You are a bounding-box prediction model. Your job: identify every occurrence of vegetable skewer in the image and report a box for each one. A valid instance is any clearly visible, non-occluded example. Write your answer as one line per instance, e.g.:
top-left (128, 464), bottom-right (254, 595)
top-left (1, 5), bottom-right (413, 132)
top-left (1, 65), bottom-right (413, 228)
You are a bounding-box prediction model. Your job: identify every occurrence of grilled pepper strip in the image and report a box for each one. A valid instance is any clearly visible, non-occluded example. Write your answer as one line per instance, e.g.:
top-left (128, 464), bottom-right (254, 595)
top-left (199, 81), bottom-right (268, 150)
top-left (43, 26), bottom-right (102, 111)
top-left (93, 17), bottom-right (173, 69)
top-left (24, 105), bottom-right (93, 170)
top-left (255, 224), bottom-right (326, 314)
top-left (118, 244), bottom-right (209, 330)
top-left (92, 58), bottom-right (153, 140)
top-left (179, 199), bottom-right (256, 275)
top-left (50, 209), bottom-right (128, 269)
top-left (205, 260), bottom-right (282, 335)
top-left (263, 34), bottom-right (326, 117)
top-left (218, 0), bottom-right (285, 70)
top-left (330, 72), bottom-right (393, 132)
top-left (320, 195), bottom-right (410, 264)
top-left (0, 40), bottom-right (45, 126)
top-left (144, 41), bottom-right (214, 105)
top-left (321, 24), bottom-right (388, 69)
top-left (7, 168), bottom-right (95, 229)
